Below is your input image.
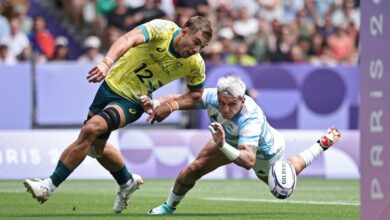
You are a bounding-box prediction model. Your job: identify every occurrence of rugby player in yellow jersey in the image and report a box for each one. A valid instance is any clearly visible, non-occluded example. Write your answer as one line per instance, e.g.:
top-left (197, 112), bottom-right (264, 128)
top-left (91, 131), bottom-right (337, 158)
top-left (23, 16), bottom-right (213, 214)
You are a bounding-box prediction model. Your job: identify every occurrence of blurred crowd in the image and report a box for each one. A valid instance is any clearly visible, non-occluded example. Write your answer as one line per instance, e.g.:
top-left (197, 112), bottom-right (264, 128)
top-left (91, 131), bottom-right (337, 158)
top-left (0, 0), bottom-right (360, 66)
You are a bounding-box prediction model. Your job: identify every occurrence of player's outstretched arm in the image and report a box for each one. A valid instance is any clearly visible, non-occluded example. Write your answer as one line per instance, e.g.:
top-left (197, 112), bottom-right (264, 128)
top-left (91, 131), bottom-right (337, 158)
top-left (87, 28), bottom-right (145, 83)
top-left (209, 122), bottom-right (256, 170)
top-left (148, 88), bottom-right (204, 124)
top-left (235, 145), bottom-right (257, 170)
top-left (173, 88), bottom-right (203, 110)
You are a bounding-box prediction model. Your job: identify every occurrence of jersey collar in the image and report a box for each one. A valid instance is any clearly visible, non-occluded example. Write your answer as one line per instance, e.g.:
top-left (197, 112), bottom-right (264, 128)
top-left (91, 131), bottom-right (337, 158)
top-left (169, 28), bottom-right (182, 58)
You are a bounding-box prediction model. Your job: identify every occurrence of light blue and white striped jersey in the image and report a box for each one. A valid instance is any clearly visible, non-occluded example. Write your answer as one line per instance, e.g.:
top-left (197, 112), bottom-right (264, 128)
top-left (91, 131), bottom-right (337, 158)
top-left (198, 88), bottom-right (282, 159)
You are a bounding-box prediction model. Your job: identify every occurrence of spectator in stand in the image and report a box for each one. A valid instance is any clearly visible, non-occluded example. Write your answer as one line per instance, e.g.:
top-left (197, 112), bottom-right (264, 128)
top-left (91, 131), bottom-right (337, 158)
top-left (130, 0), bottom-right (168, 28)
top-left (225, 41), bottom-right (257, 66)
top-left (213, 3), bottom-right (233, 29)
top-left (269, 24), bottom-right (296, 62)
top-left (293, 9), bottom-right (316, 46)
top-left (281, 0), bottom-right (305, 24)
top-left (308, 31), bottom-right (325, 58)
top-left (28, 16), bottom-right (55, 62)
top-left (174, 0), bottom-right (211, 27)
top-left (106, 0), bottom-right (135, 31)
top-left (317, 13), bottom-right (336, 39)
top-left (290, 44), bottom-right (306, 63)
top-left (331, 0), bottom-right (359, 30)
top-left (102, 25), bottom-right (122, 52)
top-left (232, 6), bottom-right (258, 39)
top-left (217, 27), bottom-right (235, 60)
top-left (203, 41), bottom-right (224, 65)
top-left (51, 36), bottom-right (70, 62)
top-left (60, 0), bottom-right (84, 27)
top-left (78, 36), bottom-right (104, 63)
top-left (0, 13), bottom-right (31, 62)
top-left (305, 0), bottom-right (337, 26)
top-left (256, 0), bottom-right (283, 23)
top-left (54, 0), bottom-right (359, 65)
top-left (96, 0), bottom-right (117, 18)
top-left (92, 0), bottom-right (117, 36)
top-left (13, 3), bottom-right (33, 34)
top-left (158, 0), bottom-right (175, 19)
top-left (327, 23), bottom-right (355, 64)
top-left (0, 2), bottom-right (10, 39)
top-left (247, 17), bottom-right (271, 63)
top-left (229, 0), bottom-right (258, 17)
top-left (0, 42), bottom-right (17, 65)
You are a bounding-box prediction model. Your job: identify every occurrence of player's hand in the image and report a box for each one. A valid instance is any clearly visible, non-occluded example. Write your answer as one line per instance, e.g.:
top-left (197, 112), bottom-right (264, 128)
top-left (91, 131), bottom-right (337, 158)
top-left (87, 62), bottom-right (109, 83)
top-left (148, 103), bottom-right (171, 124)
top-left (208, 122), bottom-right (225, 147)
top-left (140, 95), bottom-right (154, 115)
top-left (87, 57), bottom-right (113, 83)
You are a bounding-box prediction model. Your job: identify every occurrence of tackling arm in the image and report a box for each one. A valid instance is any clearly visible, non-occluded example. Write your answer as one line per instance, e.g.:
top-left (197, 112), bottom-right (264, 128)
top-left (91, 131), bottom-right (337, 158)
top-left (171, 88), bottom-right (203, 110)
top-left (146, 88), bottom-right (204, 123)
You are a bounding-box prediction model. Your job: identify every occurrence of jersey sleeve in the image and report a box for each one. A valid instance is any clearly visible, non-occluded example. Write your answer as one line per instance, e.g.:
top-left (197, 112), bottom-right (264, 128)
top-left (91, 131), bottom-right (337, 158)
top-left (194, 88), bottom-right (215, 109)
top-left (186, 55), bottom-right (206, 91)
top-left (138, 19), bottom-right (177, 43)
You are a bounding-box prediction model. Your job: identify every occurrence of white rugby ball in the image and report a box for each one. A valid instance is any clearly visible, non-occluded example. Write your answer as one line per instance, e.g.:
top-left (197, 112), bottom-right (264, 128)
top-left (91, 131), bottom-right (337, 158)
top-left (268, 159), bottom-right (297, 199)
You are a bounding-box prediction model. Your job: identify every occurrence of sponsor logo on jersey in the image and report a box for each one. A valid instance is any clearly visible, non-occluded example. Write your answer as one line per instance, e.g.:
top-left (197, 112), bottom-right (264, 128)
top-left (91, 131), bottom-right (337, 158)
top-left (211, 113), bottom-right (218, 122)
top-left (129, 108), bottom-right (137, 114)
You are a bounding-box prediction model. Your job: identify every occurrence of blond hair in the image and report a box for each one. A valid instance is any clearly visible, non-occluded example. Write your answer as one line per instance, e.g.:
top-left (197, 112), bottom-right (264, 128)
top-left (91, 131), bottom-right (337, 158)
top-left (217, 75), bottom-right (246, 98)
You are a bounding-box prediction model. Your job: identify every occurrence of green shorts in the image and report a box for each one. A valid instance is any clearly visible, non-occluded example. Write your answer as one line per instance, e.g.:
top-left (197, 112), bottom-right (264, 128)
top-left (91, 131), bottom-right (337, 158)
top-left (89, 81), bottom-right (144, 124)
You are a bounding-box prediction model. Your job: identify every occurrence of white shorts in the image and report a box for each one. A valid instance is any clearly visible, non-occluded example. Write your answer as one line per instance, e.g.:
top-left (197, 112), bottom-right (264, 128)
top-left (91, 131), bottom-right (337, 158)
top-left (252, 128), bottom-right (285, 178)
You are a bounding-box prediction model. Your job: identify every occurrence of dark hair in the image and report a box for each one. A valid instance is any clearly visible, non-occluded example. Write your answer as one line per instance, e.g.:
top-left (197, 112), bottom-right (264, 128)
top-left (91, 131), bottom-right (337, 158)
top-left (183, 16), bottom-right (213, 41)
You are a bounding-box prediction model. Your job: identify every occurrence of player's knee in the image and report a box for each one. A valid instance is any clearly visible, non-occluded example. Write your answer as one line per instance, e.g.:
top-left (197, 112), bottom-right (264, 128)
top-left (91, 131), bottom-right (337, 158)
top-left (88, 145), bottom-right (102, 158)
top-left (82, 122), bottom-right (100, 137)
top-left (97, 107), bottom-right (121, 133)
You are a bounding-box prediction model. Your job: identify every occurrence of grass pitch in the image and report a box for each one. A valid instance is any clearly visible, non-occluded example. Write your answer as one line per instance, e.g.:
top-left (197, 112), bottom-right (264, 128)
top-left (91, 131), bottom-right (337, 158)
top-left (0, 178), bottom-right (359, 219)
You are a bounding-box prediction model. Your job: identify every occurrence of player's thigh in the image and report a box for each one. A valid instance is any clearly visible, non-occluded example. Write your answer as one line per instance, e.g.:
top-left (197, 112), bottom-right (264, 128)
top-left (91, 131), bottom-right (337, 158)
top-left (88, 81), bottom-right (144, 127)
top-left (252, 150), bottom-right (284, 184)
top-left (252, 132), bottom-right (285, 183)
top-left (108, 99), bottom-right (144, 127)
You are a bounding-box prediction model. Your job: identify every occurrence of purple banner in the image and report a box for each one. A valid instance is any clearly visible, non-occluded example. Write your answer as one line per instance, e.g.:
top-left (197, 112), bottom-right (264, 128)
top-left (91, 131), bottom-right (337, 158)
top-left (0, 129), bottom-right (359, 180)
top-left (0, 130), bottom-right (119, 179)
top-left (360, 0), bottom-right (390, 219)
top-left (198, 64), bottom-right (359, 130)
top-left (0, 64), bottom-right (32, 129)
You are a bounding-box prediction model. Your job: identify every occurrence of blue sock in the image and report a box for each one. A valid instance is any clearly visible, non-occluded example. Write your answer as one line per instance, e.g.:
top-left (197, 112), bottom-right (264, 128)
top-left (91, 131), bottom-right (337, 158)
top-left (50, 160), bottom-right (72, 187)
top-left (111, 165), bottom-right (132, 185)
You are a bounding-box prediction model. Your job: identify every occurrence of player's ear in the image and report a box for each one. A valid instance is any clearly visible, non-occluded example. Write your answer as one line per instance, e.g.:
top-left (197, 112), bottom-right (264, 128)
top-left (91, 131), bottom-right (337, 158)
top-left (181, 26), bottom-right (189, 35)
top-left (241, 96), bottom-right (246, 103)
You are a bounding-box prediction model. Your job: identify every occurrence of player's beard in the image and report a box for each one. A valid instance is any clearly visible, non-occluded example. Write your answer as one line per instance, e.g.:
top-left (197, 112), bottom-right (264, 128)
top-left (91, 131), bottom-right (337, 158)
top-left (183, 49), bottom-right (195, 58)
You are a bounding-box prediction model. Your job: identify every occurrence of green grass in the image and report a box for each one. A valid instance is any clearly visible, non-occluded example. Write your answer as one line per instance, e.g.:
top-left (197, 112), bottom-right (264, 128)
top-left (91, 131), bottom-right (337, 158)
top-left (0, 178), bottom-right (359, 219)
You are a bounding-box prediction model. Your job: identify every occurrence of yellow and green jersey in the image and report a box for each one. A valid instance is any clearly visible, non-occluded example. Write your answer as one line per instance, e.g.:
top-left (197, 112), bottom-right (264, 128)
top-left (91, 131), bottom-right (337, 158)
top-left (105, 19), bottom-right (206, 102)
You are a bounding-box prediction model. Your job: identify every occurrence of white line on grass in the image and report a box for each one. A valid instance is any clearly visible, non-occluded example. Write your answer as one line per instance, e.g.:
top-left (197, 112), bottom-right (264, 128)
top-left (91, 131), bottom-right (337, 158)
top-left (204, 197), bottom-right (360, 206)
